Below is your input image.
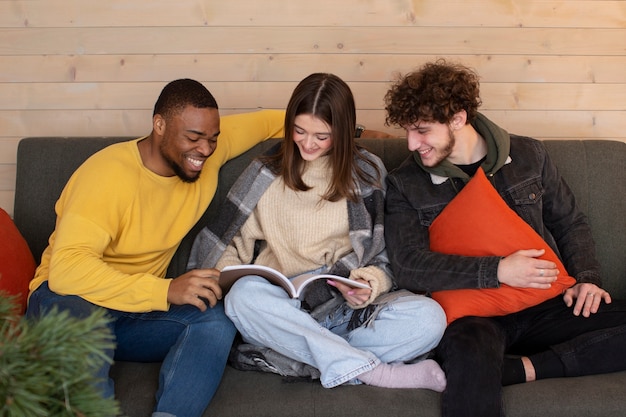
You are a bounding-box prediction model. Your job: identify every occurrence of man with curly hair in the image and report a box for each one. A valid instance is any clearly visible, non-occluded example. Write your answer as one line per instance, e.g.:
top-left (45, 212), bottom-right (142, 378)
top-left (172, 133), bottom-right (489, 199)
top-left (383, 59), bottom-right (626, 416)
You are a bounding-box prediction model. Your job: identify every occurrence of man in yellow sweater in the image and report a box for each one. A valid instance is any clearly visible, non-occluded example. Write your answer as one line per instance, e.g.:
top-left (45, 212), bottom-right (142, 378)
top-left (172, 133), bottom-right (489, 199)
top-left (26, 79), bottom-right (284, 417)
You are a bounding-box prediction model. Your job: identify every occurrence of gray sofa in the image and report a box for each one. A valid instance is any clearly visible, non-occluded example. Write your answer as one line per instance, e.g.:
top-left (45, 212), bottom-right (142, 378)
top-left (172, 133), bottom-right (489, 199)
top-left (14, 137), bottom-right (626, 417)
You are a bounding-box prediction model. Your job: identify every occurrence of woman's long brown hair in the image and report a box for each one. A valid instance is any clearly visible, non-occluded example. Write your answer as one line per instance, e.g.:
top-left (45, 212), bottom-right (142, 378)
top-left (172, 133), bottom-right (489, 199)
top-left (262, 73), bottom-right (380, 202)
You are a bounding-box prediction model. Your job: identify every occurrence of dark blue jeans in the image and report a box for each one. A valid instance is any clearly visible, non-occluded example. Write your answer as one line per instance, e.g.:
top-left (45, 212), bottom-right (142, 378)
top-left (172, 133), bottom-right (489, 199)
top-left (435, 296), bottom-right (626, 417)
top-left (27, 282), bottom-right (237, 417)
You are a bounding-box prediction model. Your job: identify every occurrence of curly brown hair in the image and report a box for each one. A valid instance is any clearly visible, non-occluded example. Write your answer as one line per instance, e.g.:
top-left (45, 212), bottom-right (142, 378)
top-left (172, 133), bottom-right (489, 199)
top-left (384, 59), bottom-right (482, 128)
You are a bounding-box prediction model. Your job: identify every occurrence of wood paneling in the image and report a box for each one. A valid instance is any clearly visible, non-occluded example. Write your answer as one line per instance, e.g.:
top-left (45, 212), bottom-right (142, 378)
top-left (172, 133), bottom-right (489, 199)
top-left (1, 1), bottom-right (624, 28)
top-left (1, 0), bottom-right (624, 215)
top-left (2, 55), bottom-right (626, 83)
top-left (0, 191), bottom-right (14, 217)
top-left (2, 27), bottom-right (623, 56)
top-left (0, 164), bottom-right (14, 192)
top-left (0, 138), bottom-right (20, 164)
top-left (2, 82), bottom-right (624, 111)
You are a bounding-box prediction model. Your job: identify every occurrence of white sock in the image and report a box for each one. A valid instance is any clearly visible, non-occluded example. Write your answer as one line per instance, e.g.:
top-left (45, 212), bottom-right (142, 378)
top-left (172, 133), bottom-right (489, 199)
top-left (358, 359), bottom-right (447, 392)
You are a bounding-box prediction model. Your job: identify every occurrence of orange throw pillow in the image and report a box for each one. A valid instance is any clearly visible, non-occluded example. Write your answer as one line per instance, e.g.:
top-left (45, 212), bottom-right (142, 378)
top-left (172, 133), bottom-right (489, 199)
top-left (429, 168), bottom-right (575, 324)
top-left (0, 208), bottom-right (36, 313)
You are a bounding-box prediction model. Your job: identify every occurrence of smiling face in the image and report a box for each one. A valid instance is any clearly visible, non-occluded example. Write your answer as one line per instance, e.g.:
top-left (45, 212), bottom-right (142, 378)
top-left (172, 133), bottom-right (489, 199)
top-left (406, 120), bottom-right (456, 167)
top-left (156, 105), bottom-right (220, 182)
top-left (292, 114), bottom-right (333, 161)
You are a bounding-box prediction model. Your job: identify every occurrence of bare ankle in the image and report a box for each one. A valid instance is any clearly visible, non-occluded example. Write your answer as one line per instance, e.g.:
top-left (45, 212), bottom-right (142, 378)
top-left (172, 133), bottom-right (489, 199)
top-left (521, 356), bottom-right (536, 382)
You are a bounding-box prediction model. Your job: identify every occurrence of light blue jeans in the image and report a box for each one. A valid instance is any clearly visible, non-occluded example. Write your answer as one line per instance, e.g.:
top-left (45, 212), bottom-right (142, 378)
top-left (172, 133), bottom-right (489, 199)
top-left (27, 281), bottom-right (237, 417)
top-left (224, 275), bottom-right (446, 388)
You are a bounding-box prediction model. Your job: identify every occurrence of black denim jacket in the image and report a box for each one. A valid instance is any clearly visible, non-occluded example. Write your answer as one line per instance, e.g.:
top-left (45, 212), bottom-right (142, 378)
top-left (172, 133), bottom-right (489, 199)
top-left (384, 134), bottom-right (602, 294)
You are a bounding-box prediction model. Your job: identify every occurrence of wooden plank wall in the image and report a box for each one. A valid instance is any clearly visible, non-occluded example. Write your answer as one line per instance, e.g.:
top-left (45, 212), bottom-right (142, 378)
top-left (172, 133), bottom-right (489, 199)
top-left (1, 0), bottom-right (625, 216)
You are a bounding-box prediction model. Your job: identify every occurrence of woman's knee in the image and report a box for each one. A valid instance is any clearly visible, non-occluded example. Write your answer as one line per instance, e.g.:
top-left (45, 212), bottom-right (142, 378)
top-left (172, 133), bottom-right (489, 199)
top-left (396, 295), bottom-right (447, 339)
top-left (420, 296), bottom-right (447, 334)
top-left (224, 276), bottom-right (272, 318)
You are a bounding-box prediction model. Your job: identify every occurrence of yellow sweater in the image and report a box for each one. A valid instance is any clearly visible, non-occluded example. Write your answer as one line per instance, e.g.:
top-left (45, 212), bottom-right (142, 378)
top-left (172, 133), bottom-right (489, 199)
top-left (29, 110), bottom-right (285, 312)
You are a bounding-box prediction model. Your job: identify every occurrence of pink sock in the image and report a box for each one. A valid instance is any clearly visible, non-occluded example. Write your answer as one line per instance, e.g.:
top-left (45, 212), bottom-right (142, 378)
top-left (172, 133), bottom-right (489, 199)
top-left (358, 359), bottom-right (447, 392)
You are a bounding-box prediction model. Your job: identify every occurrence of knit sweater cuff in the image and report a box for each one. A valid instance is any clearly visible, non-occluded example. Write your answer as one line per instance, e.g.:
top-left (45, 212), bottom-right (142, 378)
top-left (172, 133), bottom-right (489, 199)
top-left (347, 265), bottom-right (392, 309)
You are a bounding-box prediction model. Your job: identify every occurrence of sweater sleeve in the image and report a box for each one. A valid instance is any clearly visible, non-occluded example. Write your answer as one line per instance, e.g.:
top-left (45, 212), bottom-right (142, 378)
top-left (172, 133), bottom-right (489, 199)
top-left (347, 266), bottom-right (393, 309)
top-left (213, 109), bottom-right (285, 165)
top-left (48, 212), bottom-right (171, 312)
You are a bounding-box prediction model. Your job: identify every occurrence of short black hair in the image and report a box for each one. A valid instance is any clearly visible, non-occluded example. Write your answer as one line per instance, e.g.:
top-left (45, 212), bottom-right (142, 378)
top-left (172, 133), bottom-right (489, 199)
top-left (153, 79), bottom-right (218, 120)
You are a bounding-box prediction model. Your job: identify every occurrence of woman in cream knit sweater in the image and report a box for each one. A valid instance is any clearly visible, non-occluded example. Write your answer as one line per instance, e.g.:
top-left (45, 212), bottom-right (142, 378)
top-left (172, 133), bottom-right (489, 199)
top-left (196, 73), bottom-right (447, 391)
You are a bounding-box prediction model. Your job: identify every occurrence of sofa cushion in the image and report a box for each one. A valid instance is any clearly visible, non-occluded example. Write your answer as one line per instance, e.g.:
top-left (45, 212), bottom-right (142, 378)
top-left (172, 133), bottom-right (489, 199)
top-left (429, 168), bottom-right (575, 324)
top-left (0, 207), bottom-right (36, 313)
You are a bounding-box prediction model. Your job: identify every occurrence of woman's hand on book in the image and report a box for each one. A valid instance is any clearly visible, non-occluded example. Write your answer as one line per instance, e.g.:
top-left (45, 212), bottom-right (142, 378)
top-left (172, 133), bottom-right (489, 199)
top-left (327, 278), bottom-right (371, 305)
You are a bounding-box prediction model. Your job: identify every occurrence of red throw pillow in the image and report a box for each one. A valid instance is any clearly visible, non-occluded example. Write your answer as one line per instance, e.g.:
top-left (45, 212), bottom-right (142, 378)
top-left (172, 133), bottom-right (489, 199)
top-left (429, 168), bottom-right (575, 324)
top-left (0, 208), bottom-right (36, 313)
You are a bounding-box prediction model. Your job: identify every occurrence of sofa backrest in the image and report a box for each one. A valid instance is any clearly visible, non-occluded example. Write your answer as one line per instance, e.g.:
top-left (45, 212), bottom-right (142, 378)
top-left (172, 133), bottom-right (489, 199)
top-left (14, 137), bottom-right (625, 297)
top-left (539, 140), bottom-right (625, 296)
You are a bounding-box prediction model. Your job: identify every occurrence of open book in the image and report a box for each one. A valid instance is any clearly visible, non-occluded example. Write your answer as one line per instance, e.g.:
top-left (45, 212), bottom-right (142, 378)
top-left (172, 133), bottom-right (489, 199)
top-left (219, 264), bottom-right (370, 298)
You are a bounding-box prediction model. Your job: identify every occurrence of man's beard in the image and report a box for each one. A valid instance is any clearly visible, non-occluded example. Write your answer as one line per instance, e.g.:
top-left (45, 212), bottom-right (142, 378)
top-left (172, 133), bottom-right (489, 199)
top-left (426, 128), bottom-right (456, 167)
top-left (167, 158), bottom-right (200, 183)
top-left (441, 128), bottom-right (456, 161)
top-left (160, 143), bottom-right (201, 183)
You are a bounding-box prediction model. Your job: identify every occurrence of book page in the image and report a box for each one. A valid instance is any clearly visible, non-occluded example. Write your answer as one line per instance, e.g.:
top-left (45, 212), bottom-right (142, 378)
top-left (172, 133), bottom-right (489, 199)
top-left (220, 265), bottom-right (370, 298)
top-left (290, 273), bottom-right (370, 297)
top-left (219, 265), bottom-right (296, 295)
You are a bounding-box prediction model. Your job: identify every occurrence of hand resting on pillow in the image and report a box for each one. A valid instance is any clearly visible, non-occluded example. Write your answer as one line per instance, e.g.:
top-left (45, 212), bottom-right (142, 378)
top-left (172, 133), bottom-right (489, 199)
top-left (429, 168), bottom-right (576, 324)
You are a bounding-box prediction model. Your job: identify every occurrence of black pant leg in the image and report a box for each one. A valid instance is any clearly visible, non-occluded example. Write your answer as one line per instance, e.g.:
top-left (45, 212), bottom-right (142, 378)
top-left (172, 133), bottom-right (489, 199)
top-left (435, 316), bottom-right (506, 417)
top-left (503, 297), bottom-right (626, 376)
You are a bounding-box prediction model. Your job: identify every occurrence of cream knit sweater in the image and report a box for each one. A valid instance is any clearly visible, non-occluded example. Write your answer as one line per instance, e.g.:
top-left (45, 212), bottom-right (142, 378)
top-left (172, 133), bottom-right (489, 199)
top-left (217, 155), bottom-right (351, 276)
